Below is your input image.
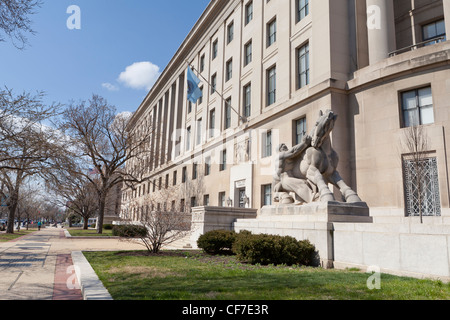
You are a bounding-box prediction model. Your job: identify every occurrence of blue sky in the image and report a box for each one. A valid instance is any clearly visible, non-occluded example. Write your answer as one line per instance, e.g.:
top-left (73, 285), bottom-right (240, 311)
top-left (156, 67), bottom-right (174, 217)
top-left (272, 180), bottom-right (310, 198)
top-left (0, 0), bottom-right (210, 114)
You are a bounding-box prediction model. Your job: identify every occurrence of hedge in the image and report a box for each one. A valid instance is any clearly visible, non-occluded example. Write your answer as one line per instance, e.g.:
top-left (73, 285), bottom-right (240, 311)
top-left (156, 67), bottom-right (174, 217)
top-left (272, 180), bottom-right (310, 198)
top-left (233, 232), bottom-right (316, 266)
top-left (197, 229), bottom-right (316, 266)
top-left (112, 224), bottom-right (148, 238)
top-left (197, 229), bottom-right (236, 254)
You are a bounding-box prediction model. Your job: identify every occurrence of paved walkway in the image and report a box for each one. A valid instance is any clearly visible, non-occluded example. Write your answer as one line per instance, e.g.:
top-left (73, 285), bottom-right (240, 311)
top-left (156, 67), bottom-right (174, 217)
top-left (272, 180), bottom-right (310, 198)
top-left (0, 227), bottom-right (168, 300)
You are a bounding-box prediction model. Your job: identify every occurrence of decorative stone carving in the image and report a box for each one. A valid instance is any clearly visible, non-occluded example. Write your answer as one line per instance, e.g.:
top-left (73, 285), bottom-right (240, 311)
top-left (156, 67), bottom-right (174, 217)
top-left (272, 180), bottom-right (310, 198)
top-left (274, 110), bottom-right (363, 205)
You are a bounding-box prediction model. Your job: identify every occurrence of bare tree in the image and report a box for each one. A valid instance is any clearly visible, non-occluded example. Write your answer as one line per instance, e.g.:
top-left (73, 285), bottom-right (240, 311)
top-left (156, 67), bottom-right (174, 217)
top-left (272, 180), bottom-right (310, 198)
top-left (60, 95), bottom-right (153, 233)
top-left (123, 182), bottom-right (191, 253)
top-left (401, 124), bottom-right (430, 224)
top-left (0, 88), bottom-right (62, 233)
top-left (45, 166), bottom-right (99, 230)
top-left (0, 0), bottom-right (42, 49)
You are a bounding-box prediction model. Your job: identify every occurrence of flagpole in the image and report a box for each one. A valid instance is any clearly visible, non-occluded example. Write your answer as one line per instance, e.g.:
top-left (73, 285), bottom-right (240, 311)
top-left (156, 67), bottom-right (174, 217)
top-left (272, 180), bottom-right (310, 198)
top-left (185, 60), bottom-right (247, 124)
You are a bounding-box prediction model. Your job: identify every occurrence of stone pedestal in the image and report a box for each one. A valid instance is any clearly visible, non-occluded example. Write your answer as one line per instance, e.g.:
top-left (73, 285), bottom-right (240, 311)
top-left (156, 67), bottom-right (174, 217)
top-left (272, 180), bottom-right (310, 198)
top-left (190, 206), bottom-right (258, 249)
top-left (233, 202), bottom-right (372, 268)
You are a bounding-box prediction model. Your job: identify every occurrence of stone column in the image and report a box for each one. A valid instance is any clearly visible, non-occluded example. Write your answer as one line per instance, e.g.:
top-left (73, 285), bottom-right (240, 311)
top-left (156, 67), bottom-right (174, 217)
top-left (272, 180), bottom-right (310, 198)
top-left (443, 0), bottom-right (450, 43)
top-left (366, 0), bottom-right (396, 64)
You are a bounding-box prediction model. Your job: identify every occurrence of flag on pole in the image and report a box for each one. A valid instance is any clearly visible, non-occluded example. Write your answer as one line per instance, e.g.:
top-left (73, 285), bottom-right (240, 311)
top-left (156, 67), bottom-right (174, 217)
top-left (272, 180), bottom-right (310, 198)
top-left (187, 66), bottom-right (203, 104)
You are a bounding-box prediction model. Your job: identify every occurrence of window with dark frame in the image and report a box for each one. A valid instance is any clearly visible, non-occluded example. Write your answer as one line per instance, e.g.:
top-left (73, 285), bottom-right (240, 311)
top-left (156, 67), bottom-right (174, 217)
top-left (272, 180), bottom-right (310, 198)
top-left (245, 1), bottom-right (253, 25)
top-left (267, 18), bottom-right (276, 47)
top-left (401, 86), bottom-right (434, 128)
top-left (227, 21), bottom-right (234, 44)
top-left (244, 83), bottom-right (251, 118)
top-left (267, 66), bottom-right (276, 106)
top-left (212, 39), bottom-right (218, 59)
top-left (225, 98), bottom-right (232, 129)
top-left (244, 40), bottom-right (252, 66)
top-left (297, 0), bottom-right (309, 23)
top-left (422, 19), bottom-right (446, 44)
top-left (297, 42), bottom-right (310, 89)
top-left (262, 184), bottom-right (272, 206)
top-left (295, 117), bottom-right (307, 145)
top-left (226, 59), bottom-right (233, 82)
top-left (262, 130), bottom-right (272, 158)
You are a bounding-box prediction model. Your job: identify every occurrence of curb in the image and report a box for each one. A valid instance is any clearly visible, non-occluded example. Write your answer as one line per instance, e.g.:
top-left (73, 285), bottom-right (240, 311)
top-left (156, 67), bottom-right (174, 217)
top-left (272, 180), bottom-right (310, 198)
top-left (71, 251), bottom-right (114, 300)
top-left (64, 229), bottom-right (120, 240)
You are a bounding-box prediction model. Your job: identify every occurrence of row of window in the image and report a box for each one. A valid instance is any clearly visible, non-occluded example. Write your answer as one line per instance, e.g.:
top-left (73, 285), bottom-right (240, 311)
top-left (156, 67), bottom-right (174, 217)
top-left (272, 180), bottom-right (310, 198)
top-left (185, 41), bottom-right (310, 153)
top-left (123, 182), bottom-right (274, 219)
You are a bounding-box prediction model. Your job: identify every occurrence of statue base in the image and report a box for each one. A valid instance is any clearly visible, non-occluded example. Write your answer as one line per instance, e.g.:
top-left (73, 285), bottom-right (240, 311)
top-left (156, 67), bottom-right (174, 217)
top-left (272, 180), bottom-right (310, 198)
top-left (260, 201), bottom-right (372, 223)
top-left (233, 201), bottom-right (372, 268)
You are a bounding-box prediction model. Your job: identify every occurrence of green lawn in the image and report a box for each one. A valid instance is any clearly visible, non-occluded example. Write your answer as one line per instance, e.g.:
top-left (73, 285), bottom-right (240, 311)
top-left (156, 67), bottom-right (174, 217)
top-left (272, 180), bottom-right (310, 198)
top-left (67, 228), bottom-right (115, 237)
top-left (0, 230), bottom-right (37, 242)
top-left (83, 250), bottom-right (450, 300)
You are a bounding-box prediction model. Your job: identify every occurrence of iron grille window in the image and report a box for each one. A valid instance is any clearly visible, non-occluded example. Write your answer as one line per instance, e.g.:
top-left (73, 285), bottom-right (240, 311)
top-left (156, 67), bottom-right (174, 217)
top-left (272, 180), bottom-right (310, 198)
top-left (403, 157), bottom-right (441, 217)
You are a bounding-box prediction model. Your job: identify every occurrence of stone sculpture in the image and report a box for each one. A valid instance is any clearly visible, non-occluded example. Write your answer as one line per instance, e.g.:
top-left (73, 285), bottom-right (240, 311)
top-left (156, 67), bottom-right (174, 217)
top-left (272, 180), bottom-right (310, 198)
top-left (274, 110), bottom-right (363, 205)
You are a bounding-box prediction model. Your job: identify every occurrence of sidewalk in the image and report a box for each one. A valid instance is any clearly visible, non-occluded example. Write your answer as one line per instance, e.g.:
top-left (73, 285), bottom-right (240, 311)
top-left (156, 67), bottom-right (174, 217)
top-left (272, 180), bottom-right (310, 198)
top-left (0, 227), bottom-right (147, 300)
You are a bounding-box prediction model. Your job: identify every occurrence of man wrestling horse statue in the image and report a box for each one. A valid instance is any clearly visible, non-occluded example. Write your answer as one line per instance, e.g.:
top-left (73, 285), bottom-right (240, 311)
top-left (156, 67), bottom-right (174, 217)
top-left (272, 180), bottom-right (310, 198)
top-left (274, 110), bottom-right (362, 204)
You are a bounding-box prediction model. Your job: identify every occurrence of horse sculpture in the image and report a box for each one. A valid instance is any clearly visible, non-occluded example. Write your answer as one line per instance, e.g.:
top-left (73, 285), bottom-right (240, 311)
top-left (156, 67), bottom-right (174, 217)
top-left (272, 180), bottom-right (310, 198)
top-left (274, 110), bottom-right (362, 204)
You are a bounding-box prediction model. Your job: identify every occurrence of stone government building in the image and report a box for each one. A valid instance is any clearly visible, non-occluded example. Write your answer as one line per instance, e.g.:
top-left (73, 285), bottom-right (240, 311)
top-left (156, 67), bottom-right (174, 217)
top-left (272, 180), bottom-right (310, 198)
top-left (120, 0), bottom-right (450, 280)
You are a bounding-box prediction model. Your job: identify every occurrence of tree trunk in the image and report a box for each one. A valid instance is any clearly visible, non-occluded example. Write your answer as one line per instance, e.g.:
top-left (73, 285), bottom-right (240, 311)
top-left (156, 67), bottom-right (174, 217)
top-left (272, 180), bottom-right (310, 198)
top-left (6, 200), bottom-right (18, 234)
top-left (83, 218), bottom-right (89, 230)
top-left (96, 193), bottom-right (107, 234)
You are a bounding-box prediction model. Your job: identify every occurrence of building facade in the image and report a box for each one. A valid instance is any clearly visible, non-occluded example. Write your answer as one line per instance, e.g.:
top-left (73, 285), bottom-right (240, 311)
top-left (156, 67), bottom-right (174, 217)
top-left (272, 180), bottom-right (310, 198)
top-left (121, 0), bottom-right (450, 224)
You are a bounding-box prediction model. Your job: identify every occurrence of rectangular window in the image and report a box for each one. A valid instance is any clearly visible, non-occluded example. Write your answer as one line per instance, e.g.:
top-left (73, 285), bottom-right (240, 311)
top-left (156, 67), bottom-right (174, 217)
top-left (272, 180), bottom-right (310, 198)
top-left (212, 39), bottom-right (218, 59)
top-left (219, 192), bottom-right (226, 207)
top-left (196, 118), bottom-right (202, 145)
top-left (297, 0), bottom-right (309, 23)
top-left (182, 166), bottom-right (187, 183)
top-left (401, 86), bottom-right (434, 127)
top-left (211, 74), bottom-right (217, 94)
top-left (225, 98), bottom-right (232, 129)
top-left (422, 19), bottom-right (446, 44)
top-left (220, 149), bottom-right (227, 171)
top-left (180, 199), bottom-right (185, 212)
top-left (192, 162), bottom-right (198, 180)
top-left (403, 157), bottom-right (441, 217)
top-left (245, 1), bottom-right (253, 25)
top-left (203, 194), bottom-right (210, 206)
top-left (295, 117), bottom-right (307, 145)
top-left (209, 109), bottom-right (215, 137)
top-left (198, 87), bottom-right (203, 105)
top-left (173, 170), bottom-right (177, 186)
top-left (188, 101), bottom-right (192, 114)
top-left (205, 156), bottom-right (211, 176)
top-left (226, 59), bottom-right (233, 82)
top-left (262, 184), bottom-right (272, 206)
top-left (267, 18), bottom-right (277, 47)
top-left (243, 83), bottom-right (251, 118)
top-left (227, 21), bottom-right (234, 44)
top-left (244, 40), bottom-right (252, 66)
top-left (186, 126), bottom-right (191, 150)
top-left (297, 42), bottom-right (310, 89)
top-left (262, 130), bottom-right (272, 158)
top-left (200, 54), bottom-right (205, 72)
top-left (165, 174), bottom-right (169, 188)
top-left (267, 66), bottom-right (276, 106)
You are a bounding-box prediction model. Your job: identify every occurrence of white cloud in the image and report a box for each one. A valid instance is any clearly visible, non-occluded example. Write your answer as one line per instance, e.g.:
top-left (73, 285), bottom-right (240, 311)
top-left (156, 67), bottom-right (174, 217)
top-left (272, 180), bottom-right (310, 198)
top-left (117, 61), bottom-right (161, 91)
top-left (102, 82), bottom-right (119, 91)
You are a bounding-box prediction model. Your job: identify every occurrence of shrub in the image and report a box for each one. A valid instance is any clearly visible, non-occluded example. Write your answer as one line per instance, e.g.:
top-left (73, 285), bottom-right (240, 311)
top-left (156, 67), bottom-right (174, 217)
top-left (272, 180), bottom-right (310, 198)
top-left (197, 229), bottom-right (237, 255)
top-left (103, 224), bottom-right (113, 230)
top-left (112, 224), bottom-right (148, 238)
top-left (233, 232), bottom-right (316, 266)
